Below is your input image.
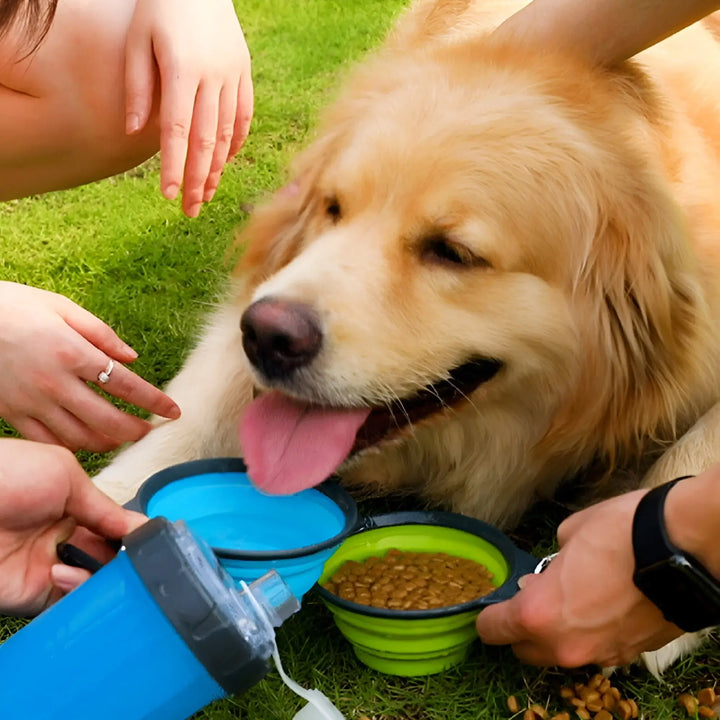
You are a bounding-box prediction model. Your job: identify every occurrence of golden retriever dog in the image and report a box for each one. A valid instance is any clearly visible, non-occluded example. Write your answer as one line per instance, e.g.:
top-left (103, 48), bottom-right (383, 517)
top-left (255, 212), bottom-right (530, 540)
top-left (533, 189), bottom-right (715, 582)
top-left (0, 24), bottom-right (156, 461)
top-left (96, 0), bottom-right (720, 672)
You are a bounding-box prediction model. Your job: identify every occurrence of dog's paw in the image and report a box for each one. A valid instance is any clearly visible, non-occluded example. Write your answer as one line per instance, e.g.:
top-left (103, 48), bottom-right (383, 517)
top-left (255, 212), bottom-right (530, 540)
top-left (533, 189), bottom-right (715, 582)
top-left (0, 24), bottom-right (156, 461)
top-left (640, 630), bottom-right (711, 679)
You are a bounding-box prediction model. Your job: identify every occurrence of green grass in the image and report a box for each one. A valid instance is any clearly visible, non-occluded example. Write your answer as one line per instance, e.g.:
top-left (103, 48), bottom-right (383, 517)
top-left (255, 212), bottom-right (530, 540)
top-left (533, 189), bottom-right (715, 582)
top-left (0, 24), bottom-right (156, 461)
top-left (0, 1), bottom-right (717, 718)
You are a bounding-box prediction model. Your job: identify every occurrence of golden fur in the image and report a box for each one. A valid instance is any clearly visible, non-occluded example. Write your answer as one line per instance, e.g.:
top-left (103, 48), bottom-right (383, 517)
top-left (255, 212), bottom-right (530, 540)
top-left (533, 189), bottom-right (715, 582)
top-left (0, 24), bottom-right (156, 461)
top-left (96, 0), bottom-right (720, 670)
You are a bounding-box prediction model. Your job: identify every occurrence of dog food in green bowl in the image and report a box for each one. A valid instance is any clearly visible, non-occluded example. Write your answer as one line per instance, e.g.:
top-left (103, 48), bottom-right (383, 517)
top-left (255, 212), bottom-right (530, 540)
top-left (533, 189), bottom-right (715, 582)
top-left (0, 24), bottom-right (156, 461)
top-left (322, 549), bottom-right (497, 610)
top-left (316, 511), bottom-right (537, 677)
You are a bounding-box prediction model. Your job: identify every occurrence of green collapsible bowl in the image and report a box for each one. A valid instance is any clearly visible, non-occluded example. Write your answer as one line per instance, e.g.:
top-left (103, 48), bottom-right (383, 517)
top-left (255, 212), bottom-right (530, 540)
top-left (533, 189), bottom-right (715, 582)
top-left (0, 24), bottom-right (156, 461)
top-left (315, 511), bottom-right (537, 677)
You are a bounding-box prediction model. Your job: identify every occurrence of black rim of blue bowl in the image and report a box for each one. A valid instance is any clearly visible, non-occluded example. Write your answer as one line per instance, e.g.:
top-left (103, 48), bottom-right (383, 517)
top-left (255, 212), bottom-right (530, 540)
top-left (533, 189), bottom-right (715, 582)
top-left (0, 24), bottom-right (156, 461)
top-left (314, 510), bottom-right (537, 620)
top-left (134, 457), bottom-right (360, 561)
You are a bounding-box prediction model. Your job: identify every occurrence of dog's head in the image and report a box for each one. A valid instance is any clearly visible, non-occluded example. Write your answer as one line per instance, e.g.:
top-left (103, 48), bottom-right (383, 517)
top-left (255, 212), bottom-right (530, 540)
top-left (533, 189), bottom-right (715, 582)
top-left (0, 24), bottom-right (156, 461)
top-left (234, 33), bottom-right (710, 507)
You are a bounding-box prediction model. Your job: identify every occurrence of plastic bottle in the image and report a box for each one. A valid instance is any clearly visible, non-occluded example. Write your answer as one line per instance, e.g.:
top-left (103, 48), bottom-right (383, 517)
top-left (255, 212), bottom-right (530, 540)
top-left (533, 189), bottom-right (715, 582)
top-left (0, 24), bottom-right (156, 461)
top-left (0, 517), bottom-right (300, 720)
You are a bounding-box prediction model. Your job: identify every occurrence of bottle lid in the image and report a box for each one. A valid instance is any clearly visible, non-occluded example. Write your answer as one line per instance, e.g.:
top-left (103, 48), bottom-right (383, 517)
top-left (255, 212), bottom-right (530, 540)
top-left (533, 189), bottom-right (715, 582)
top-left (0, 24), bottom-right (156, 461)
top-left (124, 517), bottom-right (299, 696)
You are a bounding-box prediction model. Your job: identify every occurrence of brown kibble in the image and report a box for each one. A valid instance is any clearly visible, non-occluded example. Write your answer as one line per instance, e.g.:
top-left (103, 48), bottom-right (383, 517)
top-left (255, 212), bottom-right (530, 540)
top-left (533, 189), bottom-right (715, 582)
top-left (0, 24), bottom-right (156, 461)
top-left (507, 695), bottom-right (520, 714)
top-left (550, 714), bottom-right (570, 720)
top-left (588, 675), bottom-right (604, 690)
top-left (580, 690), bottom-right (600, 706)
top-left (698, 706), bottom-right (717, 719)
top-left (598, 678), bottom-right (611, 695)
top-left (570, 698), bottom-right (586, 709)
top-left (627, 698), bottom-right (638, 718)
top-left (576, 709), bottom-right (591, 720)
top-left (586, 701), bottom-right (603, 713)
top-left (699, 689), bottom-right (717, 707)
top-left (601, 693), bottom-right (616, 711)
top-left (679, 694), bottom-right (698, 716)
top-left (617, 700), bottom-right (633, 720)
top-left (594, 711), bottom-right (613, 720)
top-left (530, 704), bottom-right (549, 719)
top-left (523, 708), bottom-right (537, 720)
top-left (323, 550), bottom-right (496, 610)
top-left (609, 688), bottom-right (622, 701)
top-left (560, 687), bottom-right (575, 700)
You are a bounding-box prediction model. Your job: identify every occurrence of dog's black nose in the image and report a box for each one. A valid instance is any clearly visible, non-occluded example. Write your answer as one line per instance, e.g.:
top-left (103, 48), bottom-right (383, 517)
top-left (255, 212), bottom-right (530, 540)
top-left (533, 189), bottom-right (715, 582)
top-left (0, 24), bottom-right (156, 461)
top-left (240, 298), bottom-right (323, 379)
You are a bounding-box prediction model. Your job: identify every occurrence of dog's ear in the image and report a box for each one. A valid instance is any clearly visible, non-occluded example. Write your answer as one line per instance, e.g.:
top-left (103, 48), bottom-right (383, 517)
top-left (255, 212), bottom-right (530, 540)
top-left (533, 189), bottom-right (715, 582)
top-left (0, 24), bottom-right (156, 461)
top-left (553, 167), bottom-right (714, 464)
top-left (233, 130), bottom-right (340, 289)
top-left (233, 180), bottom-right (309, 288)
top-left (387, 0), bottom-right (475, 51)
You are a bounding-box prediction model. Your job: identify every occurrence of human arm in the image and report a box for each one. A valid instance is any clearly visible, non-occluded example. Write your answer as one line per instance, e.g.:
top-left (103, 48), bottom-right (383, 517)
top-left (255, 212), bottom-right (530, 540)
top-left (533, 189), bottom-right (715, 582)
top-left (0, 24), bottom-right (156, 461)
top-left (0, 0), bottom-right (252, 217)
top-left (0, 438), bottom-right (146, 617)
top-left (475, 468), bottom-right (720, 667)
top-left (124, 0), bottom-right (253, 217)
top-left (494, 0), bottom-right (720, 68)
top-left (0, 282), bottom-right (180, 453)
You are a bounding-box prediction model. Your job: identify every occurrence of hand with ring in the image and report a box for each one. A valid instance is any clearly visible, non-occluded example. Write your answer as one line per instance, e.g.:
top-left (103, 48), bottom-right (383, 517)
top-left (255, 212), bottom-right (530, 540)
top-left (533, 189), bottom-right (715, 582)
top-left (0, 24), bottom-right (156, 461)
top-left (0, 281), bottom-right (181, 452)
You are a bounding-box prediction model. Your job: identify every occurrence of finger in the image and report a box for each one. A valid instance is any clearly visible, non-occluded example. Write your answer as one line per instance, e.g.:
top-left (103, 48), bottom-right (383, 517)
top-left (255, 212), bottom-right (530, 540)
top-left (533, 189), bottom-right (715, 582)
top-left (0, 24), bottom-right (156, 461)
top-left (182, 82), bottom-right (221, 217)
top-left (28, 404), bottom-right (122, 453)
top-left (88, 362), bottom-right (180, 420)
top-left (11, 415), bottom-right (65, 447)
top-left (124, 27), bottom-right (156, 134)
top-left (64, 465), bottom-right (148, 540)
top-left (475, 597), bottom-right (527, 646)
top-left (51, 564), bottom-right (92, 594)
top-left (56, 298), bottom-right (137, 363)
top-left (63, 392), bottom-right (152, 450)
top-left (507, 639), bottom-right (560, 666)
top-left (229, 68), bottom-right (254, 159)
top-left (202, 83), bottom-right (238, 203)
top-left (159, 71), bottom-right (198, 201)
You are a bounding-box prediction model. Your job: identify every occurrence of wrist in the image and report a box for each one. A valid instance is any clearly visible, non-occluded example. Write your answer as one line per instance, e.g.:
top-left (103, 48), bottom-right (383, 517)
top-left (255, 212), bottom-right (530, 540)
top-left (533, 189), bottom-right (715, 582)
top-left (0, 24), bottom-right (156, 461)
top-left (664, 470), bottom-right (720, 581)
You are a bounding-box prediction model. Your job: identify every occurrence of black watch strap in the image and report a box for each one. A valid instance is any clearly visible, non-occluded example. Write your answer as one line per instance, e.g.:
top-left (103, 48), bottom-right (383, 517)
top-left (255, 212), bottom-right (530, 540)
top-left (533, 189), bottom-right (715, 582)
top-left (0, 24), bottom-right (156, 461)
top-left (632, 476), bottom-right (720, 632)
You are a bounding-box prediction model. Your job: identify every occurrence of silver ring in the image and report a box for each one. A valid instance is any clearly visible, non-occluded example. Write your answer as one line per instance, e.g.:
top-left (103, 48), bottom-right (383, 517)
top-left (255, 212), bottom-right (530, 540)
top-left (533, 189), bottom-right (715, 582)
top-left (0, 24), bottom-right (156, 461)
top-left (97, 359), bottom-right (114, 385)
top-left (534, 552), bottom-right (559, 574)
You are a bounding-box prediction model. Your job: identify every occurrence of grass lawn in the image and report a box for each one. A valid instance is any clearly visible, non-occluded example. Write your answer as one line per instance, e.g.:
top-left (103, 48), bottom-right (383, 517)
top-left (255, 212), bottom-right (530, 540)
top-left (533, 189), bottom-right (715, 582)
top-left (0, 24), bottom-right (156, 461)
top-left (0, 1), bottom-right (717, 718)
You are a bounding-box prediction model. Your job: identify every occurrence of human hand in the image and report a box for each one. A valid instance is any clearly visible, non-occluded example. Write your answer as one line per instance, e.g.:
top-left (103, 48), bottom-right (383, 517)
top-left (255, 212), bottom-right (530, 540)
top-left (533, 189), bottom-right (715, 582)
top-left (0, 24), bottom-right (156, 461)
top-left (475, 490), bottom-right (684, 667)
top-left (0, 282), bottom-right (180, 453)
top-left (0, 438), bottom-right (146, 616)
top-left (124, 0), bottom-right (254, 217)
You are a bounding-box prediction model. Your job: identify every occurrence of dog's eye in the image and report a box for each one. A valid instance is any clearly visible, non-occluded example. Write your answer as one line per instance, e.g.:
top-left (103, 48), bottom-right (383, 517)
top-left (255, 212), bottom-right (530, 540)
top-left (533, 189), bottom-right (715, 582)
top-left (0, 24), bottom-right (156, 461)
top-left (422, 235), bottom-right (485, 268)
top-left (326, 197), bottom-right (342, 222)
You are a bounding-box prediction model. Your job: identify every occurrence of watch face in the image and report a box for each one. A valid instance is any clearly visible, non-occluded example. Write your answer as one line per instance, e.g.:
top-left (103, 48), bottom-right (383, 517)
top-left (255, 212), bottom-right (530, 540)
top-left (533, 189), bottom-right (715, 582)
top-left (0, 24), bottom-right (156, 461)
top-left (634, 554), bottom-right (720, 632)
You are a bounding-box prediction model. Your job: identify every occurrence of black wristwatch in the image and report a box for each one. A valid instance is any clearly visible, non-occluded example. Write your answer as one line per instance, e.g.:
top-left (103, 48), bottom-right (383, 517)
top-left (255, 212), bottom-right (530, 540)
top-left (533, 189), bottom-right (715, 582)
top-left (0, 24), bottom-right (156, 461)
top-left (632, 476), bottom-right (720, 632)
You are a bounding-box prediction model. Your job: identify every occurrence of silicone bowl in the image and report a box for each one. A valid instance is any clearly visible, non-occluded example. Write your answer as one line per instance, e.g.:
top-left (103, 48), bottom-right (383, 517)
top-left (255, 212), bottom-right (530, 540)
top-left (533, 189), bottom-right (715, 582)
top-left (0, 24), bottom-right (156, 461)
top-left (127, 457), bottom-right (358, 600)
top-left (315, 511), bottom-right (537, 676)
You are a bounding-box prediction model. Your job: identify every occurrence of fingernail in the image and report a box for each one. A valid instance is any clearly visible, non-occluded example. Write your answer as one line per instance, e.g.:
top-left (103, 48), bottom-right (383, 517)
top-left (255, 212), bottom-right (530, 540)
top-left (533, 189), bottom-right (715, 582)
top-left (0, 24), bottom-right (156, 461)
top-left (163, 183), bottom-right (180, 200)
top-left (203, 187), bottom-right (216, 203)
top-left (51, 564), bottom-right (90, 593)
top-left (123, 344), bottom-right (138, 360)
top-left (126, 113), bottom-right (140, 135)
top-left (167, 404), bottom-right (182, 420)
top-left (187, 203), bottom-right (202, 218)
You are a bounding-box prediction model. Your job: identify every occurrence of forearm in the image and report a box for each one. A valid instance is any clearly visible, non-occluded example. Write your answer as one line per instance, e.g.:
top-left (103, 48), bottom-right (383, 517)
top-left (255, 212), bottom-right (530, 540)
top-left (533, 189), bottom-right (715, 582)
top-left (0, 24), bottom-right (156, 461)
top-left (664, 467), bottom-right (720, 580)
top-left (495, 0), bottom-right (720, 67)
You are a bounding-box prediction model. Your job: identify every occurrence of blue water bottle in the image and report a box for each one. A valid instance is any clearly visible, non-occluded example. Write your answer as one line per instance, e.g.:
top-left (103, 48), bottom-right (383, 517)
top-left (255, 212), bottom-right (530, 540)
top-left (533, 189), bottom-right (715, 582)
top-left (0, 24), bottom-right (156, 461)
top-left (0, 517), bottom-right (300, 719)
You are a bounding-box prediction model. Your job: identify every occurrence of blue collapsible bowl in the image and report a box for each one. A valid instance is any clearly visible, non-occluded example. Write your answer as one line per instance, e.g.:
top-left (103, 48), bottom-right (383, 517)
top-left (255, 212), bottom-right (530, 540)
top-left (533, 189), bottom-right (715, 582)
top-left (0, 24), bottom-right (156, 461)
top-left (127, 457), bottom-right (359, 599)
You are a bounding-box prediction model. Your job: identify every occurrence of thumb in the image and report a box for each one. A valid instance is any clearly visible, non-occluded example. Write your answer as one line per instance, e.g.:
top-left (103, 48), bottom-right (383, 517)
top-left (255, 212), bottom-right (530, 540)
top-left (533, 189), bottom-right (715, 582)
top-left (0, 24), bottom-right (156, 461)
top-left (124, 30), bottom-right (156, 135)
top-left (63, 460), bottom-right (146, 541)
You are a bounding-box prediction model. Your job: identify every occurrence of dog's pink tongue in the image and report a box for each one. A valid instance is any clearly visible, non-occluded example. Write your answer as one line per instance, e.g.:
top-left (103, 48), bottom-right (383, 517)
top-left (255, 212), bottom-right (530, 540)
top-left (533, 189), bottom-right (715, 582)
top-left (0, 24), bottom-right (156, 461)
top-left (240, 391), bottom-right (370, 494)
